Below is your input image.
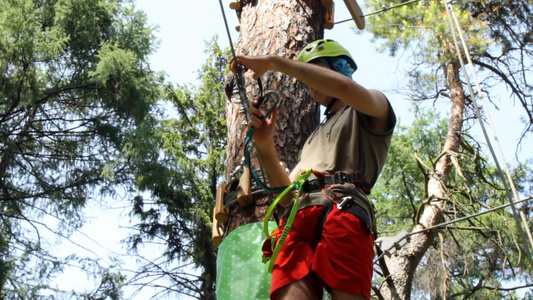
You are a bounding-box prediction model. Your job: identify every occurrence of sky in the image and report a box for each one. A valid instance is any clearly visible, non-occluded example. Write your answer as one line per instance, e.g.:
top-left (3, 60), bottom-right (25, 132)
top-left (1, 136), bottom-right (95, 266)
top-left (49, 0), bottom-right (531, 298)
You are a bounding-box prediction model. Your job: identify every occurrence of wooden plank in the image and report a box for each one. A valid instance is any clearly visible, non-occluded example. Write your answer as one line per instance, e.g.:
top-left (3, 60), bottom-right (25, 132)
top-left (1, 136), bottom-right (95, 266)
top-left (343, 0), bottom-right (365, 30)
top-left (229, 0), bottom-right (241, 10)
top-left (215, 182), bottom-right (229, 223)
top-left (212, 209), bottom-right (224, 245)
top-left (324, 2), bottom-right (335, 30)
top-left (236, 166), bottom-right (253, 206)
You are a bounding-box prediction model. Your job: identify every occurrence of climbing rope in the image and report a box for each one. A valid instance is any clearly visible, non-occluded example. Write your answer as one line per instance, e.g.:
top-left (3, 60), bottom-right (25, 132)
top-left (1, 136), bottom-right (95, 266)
top-left (218, 0), bottom-right (308, 231)
top-left (218, 0), bottom-right (287, 192)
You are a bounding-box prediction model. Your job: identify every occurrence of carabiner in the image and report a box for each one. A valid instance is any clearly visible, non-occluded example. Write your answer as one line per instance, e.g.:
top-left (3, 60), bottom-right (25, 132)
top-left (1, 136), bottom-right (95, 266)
top-left (260, 90), bottom-right (281, 119)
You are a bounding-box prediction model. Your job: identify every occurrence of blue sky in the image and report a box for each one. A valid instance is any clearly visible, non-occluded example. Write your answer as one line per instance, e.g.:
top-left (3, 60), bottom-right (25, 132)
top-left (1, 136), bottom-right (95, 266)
top-left (50, 0), bottom-right (531, 298)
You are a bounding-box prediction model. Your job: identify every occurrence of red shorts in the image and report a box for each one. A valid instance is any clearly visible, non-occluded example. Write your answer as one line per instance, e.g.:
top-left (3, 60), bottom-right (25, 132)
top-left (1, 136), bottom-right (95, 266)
top-left (270, 205), bottom-right (374, 299)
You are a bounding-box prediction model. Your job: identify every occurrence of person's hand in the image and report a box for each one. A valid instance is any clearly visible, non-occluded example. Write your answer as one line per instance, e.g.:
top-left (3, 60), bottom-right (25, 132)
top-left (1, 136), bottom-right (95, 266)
top-left (229, 56), bottom-right (242, 74)
top-left (248, 100), bottom-right (278, 148)
top-left (229, 55), bottom-right (272, 79)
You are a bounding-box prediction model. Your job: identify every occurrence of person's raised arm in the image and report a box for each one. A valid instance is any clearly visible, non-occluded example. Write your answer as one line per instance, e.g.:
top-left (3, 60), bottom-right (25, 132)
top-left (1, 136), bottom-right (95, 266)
top-left (235, 55), bottom-right (391, 133)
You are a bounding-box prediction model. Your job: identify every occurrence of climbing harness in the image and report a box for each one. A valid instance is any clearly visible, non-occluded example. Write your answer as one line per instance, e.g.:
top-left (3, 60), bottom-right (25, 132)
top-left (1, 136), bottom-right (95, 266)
top-left (319, 192), bottom-right (373, 234)
top-left (302, 171), bottom-right (371, 194)
top-left (261, 169), bottom-right (375, 272)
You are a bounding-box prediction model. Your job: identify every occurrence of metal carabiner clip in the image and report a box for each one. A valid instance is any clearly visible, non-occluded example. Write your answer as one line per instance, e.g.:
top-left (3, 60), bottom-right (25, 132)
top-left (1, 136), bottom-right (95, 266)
top-left (259, 90), bottom-right (281, 119)
top-left (336, 196), bottom-right (354, 210)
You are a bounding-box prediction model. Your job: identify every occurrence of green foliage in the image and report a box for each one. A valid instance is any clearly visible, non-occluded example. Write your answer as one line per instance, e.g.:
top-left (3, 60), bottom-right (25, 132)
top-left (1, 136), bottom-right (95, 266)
top-left (364, 0), bottom-right (532, 127)
top-left (125, 36), bottom-right (229, 299)
top-left (373, 108), bottom-right (532, 298)
top-left (373, 109), bottom-right (447, 233)
top-left (366, 0), bottom-right (489, 61)
top-left (81, 257), bottom-right (126, 300)
top-left (0, 0), bottom-right (161, 297)
top-left (362, 0), bottom-right (532, 295)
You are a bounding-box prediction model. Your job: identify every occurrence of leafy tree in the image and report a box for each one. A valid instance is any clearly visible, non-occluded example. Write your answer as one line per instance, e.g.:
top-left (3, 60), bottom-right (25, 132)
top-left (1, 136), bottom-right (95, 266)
top-left (373, 109), bottom-right (532, 298)
top-left (0, 0), bottom-right (162, 297)
top-left (362, 0), bottom-right (533, 295)
top-left (464, 0), bottom-right (533, 130)
top-left (366, 0), bottom-right (531, 133)
top-left (125, 37), bottom-right (228, 300)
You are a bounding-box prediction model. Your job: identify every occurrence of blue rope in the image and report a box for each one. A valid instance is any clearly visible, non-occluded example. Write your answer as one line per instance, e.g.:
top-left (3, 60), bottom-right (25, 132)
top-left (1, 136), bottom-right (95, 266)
top-left (244, 128), bottom-right (295, 194)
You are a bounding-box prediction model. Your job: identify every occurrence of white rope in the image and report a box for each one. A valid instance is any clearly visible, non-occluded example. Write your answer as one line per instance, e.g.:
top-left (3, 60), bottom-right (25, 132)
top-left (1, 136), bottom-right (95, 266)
top-left (444, 0), bottom-right (533, 269)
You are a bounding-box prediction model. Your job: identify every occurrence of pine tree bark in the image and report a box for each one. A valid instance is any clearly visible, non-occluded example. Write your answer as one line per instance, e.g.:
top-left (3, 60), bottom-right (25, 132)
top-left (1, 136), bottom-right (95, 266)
top-left (224, 0), bottom-right (324, 234)
top-left (380, 61), bottom-right (466, 299)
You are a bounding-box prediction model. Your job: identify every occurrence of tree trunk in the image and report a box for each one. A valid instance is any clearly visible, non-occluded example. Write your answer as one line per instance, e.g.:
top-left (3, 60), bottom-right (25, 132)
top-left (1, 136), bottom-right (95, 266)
top-left (380, 61), bottom-right (466, 299)
top-left (224, 0), bottom-right (323, 234)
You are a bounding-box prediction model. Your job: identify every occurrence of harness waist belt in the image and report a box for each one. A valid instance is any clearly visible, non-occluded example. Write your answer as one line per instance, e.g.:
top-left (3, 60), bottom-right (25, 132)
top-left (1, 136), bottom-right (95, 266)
top-left (302, 171), bottom-right (371, 195)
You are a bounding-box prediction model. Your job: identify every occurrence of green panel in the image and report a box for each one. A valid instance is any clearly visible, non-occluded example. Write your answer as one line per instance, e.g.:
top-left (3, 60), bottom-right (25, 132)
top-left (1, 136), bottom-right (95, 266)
top-left (216, 222), bottom-right (276, 300)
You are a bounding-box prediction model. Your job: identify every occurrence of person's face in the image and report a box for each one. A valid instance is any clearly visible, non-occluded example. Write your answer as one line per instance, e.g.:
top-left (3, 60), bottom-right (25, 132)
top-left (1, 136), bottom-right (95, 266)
top-left (308, 60), bottom-right (334, 106)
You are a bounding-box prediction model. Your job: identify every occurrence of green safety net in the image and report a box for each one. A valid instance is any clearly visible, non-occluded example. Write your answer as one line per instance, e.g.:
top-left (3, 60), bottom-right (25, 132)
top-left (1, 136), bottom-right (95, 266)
top-left (216, 221), bottom-right (276, 299)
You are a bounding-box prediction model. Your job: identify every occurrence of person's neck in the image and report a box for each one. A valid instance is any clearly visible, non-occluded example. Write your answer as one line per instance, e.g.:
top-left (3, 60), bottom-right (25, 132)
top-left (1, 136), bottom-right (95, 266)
top-left (324, 98), bottom-right (345, 118)
top-left (326, 98), bottom-right (346, 114)
top-left (330, 99), bottom-right (345, 113)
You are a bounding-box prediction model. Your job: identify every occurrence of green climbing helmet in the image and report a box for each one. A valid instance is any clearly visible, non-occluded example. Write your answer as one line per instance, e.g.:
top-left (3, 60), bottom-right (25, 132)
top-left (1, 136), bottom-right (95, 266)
top-left (297, 39), bottom-right (357, 72)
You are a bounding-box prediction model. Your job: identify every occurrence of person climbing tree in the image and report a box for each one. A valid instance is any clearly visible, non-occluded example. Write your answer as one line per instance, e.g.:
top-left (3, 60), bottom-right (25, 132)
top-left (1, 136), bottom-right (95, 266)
top-left (229, 39), bottom-right (397, 300)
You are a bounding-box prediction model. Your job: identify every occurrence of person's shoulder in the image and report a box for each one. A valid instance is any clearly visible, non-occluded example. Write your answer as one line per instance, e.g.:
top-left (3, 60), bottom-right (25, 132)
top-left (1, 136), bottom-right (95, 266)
top-left (356, 102), bottom-right (396, 136)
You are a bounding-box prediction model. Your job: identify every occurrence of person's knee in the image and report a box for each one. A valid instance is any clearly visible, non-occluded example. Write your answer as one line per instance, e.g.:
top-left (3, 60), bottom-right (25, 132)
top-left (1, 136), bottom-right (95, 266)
top-left (273, 272), bottom-right (323, 300)
top-left (331, 288), bottom-right (368, 300)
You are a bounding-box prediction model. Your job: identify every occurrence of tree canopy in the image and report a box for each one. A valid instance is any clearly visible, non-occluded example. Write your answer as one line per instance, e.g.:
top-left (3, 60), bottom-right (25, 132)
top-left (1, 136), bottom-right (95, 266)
top-left (366, 0), bottom-right (532, 133)
top-left (0, 0), bottom-right (162, 297)
top-left (373, 108), bottom-right (532, 298)
top-left (363, 0), bottom-right (533, 297)
top-left (124, 37), bottom-right (229, 299)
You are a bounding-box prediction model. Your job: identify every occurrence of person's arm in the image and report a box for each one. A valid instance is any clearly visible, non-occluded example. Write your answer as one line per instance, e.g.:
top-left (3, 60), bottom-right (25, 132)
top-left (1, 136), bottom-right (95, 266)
top-left (235, 55), bottom-right (392, 133)
top-left (255, 138), bottom-right (299, 207)
top-left (245, 101), bottom-right (297, 207)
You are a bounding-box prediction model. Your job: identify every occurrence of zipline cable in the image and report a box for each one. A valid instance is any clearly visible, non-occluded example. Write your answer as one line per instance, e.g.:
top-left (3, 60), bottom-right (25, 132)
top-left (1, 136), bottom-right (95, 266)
top-left (374, 195), bottom-right (533, 264)
top-left (217, 0), bottom-right (238, 68)
top-left (444, 0), bottom-right (533, 269)
top-left (217, 0), bottom-right (251, 122)
top-left (335, 0), bottom-right (421, 25)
